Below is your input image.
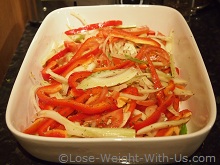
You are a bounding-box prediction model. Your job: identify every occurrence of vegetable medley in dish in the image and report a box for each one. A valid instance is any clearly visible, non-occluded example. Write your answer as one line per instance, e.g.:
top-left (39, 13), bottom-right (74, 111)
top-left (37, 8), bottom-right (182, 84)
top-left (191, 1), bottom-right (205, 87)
top-left (24, 16), bottom-right (194, 138)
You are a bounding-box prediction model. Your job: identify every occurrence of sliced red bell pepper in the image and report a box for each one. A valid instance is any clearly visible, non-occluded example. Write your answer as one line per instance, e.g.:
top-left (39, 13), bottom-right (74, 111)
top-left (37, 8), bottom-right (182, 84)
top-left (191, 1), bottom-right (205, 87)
top-left (65, 20), bottom-right (123, 35)
top-left (146, 50), bottom-right (165, 104)
top-left (53, 53), bottom-right (94, 77)
top-left (68, 71), bottom-right (92, 88)
top-left (89, 86), bottom-right (108, 105)
top-left (64, 41), bottom-right (78, 53)
top-left (128, 113), bottom-right (142, 127)
top-left (110, 28), bottom-right (160, 47)
top-left (52, 37), bottom-right (101, 76)
top-left (163, 80), bottom-right (175, 96)
top-left (136, 99), bottom-right (157, 107)
top-left (43, 129), bottom-right (67, 138)
top-left (71, 37), bottom-right (101, 61)
top-left (37, 107), bottom-right (73, 136)
top-left (133, 94), bottom-right (174, 131)
top-left (121, 86), bottom-right (139, 96)
top-left (36, 84), bottom-right (117, 114)
top-left (173, 97), bottom-right (180, 111)
top-left (23, 118), bottom-right (44, 135)
top-left (46, 47), bottom-right (70, 65)
top-left (68, 113), bottom-right (91, 124)
top-left (73, 86), bottom-right (106, 103)
top-left (41, 60), bottom-right (57, 80)
top-left (145, 52), bottom-right (163, 89)
top-left (155, 127), bottom-right (174, 137)
top-left (155, 109), bottom-right (192, 136)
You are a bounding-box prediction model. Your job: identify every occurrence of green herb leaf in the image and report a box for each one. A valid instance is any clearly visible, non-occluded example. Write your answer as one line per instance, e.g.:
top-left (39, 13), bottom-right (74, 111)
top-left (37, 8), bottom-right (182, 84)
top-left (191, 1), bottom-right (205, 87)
top-left (125, 54), bottom-right (147, 64)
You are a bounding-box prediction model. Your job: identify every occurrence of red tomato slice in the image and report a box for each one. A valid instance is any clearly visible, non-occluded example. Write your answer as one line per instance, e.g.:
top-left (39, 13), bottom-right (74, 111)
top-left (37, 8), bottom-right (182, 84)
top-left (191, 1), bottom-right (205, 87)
top-left (96, 108), bottom-right (123, 128)
top-left (144, 46), bottom-right (170, 66)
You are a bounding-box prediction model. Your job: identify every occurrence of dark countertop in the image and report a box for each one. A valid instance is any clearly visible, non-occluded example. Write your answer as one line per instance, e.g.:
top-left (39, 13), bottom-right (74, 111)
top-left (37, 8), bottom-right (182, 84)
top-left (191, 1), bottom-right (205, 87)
top-left (0, 1), bottom-right (219, 164)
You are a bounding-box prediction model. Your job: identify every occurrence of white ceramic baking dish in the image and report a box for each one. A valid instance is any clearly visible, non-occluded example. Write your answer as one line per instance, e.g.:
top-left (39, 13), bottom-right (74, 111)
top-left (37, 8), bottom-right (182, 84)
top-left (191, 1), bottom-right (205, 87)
top-left (6, 5), bottom-right (216, 164)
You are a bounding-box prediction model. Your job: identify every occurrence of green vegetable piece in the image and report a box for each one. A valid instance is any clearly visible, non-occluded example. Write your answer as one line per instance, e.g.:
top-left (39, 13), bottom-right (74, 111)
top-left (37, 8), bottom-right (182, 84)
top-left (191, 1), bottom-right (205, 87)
top-left (180, 124), bottom-right (187, 135)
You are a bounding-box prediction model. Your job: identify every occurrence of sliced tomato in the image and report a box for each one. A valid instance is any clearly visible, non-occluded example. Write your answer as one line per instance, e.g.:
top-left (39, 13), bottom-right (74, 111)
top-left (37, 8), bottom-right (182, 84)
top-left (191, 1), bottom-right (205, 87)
top-left (96, 108), bottom-right (123, 128)
top-left (144, 46), bottom-right (170, 67)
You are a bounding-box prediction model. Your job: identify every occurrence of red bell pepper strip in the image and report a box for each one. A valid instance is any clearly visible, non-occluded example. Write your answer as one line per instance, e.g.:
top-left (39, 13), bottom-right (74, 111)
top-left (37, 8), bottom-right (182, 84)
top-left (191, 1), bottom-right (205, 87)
top-left (37, 107), bottom-right (73, 136)
top-left (145, 51), bottom-right (163, 89)
top-left (53, 53), bottom-right (94, 77)
top-left (65, 20), bottom-right (123, 35)
top-left (71, 37), bottom-right (101, 61)
top-left (72, 86), bottom-right (105, 103)
top-left (89, 86), bottom-right (108, 105)
top-left (52, 37), bottom-right (101, 76)
top-left (136, 99), bottom-right (157, 107)
top-left (43, 129), bottom-right (67, 138)
top-left (68, 71), bottom-right (92, 98)
top-left (64, 41), bottom-right (78, 53)
top-left (133, 94), bottom-right (174, 131)
top-left (146, 50), bottom-right (165, 104)
top-left (41, 60), bottom-right (57, 80)
top-left (110, 28), bottom-right (160, 47)
top-left (155, 109), bottom-right (192, 136)
top-left (46, 47), bottom-right (70, 65)
top-left (121, 86), bottom-right (139, 96)
top-left (173, 97), bottom-right (180, 111)
top-left (36, 84), bottom-right (117, 115)
top-left (68, 113), bottom-right (91, 124)
top-left (23, 118), bottom-right (44, 135)
top-left (68, 71), bottom-right (92, 88)
top-left (128, 113), bottom-right (142, 127)
top-left (163, 80), bottom-right (175, 96)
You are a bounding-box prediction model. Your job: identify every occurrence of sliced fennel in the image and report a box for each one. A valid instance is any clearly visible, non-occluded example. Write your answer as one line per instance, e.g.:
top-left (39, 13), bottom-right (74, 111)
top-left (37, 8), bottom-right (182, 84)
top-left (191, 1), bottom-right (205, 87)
top-left (46, 69), bottom-right (68, 84)
top-left (77, 67), bottom-right (138, 90)
top-left (136, 117), bottom-right (191, 135)
top-left (36, 110), bottom-right (135, 138)
top-left (120, 93), bottom-right (148, 101)
top-left (174, 87), bottom-right (194, 97)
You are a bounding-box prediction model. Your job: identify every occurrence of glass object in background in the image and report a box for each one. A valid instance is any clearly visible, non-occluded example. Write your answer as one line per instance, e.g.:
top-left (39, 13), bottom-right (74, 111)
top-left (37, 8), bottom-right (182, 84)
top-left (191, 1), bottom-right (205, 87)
top-left (163, 0), bottom-right (192, 22)
top-left (191, 0), bottom-right (211, 15)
